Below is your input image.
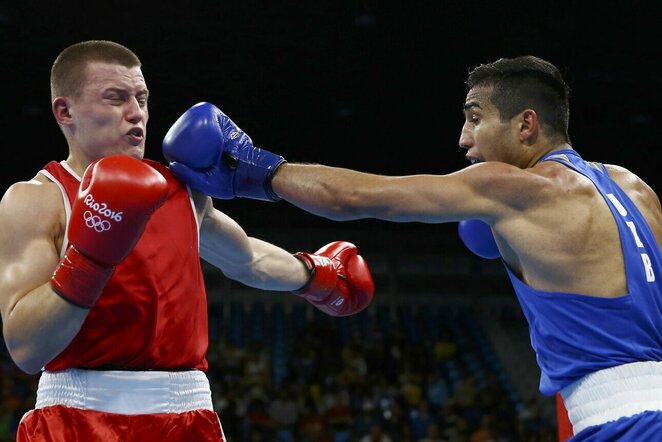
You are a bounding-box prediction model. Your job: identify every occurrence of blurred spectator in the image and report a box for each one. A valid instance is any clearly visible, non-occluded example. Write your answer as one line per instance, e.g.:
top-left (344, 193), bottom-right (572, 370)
top-left (323, 386), bottom-right (354, 440)
top-left (439, 401), bottom-right (470, 442)
top-left (434, 329), bottom-right (458, 362)
top-left (470, 413), bottom-right (501, 442)
top-left (381, 399), bottom-right (408, 441)
top-left (291, 342), bottom-right (318, 384)
top-left (268, 386), bottom-right (299, 439)
top-left (401, 371), bottom-right (424, 407)
top-left (244, 384), bottom-right (276, 438)
top-left (217, 340), bottom-right (246, 383)
top-left (518, 398), bottom-right (554, 441)
top-left (243, 344), bottom-right (271, 389)
top-left (359, 423), bottom-right (393, 442)
top-left (213, 385), bottom-right (241, 437)
top-left (408, 399), bottom-right (435, 441)
top-left (383, 328), bottom-right (405, 382)
top-left (426, 371), bottom-right (451, 412)
top-left (453, 374), bottom-right (478, 408)
top-left (298, 395), bottom-right (331, 442)
top-left (342, 343), bottom-right (368, 385)
top-left (418, 422), bottom-right (448, 442)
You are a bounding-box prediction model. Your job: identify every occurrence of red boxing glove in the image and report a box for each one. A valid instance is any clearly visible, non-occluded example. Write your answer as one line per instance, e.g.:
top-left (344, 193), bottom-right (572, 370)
top-left (51, 156), bottom-right (168, 308)
top-left (293, 241), bottom-right (374, 317)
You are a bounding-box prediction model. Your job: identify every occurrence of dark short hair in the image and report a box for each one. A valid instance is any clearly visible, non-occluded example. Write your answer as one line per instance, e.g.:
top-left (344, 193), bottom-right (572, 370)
top-left (466, 55), bottom-right (570, 142)
top-left (50, 40), bottom-right (141, 100)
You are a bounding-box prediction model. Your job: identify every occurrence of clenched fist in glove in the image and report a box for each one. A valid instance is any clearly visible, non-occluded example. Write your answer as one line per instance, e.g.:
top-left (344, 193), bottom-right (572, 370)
top-left (51, 156), bottom-right (168, 308)
top-left (162, 102), bottom-right (285, 201)
top-left (293, 241), bottom-right (374, 317)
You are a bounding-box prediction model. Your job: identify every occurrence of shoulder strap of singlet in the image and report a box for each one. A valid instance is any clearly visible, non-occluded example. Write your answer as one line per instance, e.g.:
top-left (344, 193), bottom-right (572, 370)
top-left (540, 149), bottom-right (606, 174)
top-left (37, 161), bottom-right (80, 258)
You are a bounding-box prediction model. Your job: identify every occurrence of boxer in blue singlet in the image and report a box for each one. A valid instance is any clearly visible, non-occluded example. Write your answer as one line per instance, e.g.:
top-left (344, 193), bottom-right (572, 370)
top-left (162, 55), bottom-right (662, 441)
top-left (507, 149), bottom-right (662, 441)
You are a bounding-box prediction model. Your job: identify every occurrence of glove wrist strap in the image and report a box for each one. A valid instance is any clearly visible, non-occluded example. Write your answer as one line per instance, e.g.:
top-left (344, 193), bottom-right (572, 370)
top-left (292, 252), bottom-right (335, 301)
top-left (235, 150), bottom-right (286, 202)
top-left (50, 245), bottom-right (114, 309)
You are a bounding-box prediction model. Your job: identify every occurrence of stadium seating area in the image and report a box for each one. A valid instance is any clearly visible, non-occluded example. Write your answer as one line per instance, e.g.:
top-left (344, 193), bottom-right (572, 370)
top-left (0, 297), bottom-right (557, 441)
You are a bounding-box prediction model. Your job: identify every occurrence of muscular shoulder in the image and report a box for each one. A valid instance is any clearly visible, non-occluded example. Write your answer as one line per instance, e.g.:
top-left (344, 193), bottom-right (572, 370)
top-left (0, 176), bottom-right (65, 245)
top-left (2, 175), bottom-right (63, 214)
top-left (463, 161), bottom-right (559, 210)
top-left (604, 163), bottom-right (640, 186)
top-left (604, 163), bottom-right (662, 211)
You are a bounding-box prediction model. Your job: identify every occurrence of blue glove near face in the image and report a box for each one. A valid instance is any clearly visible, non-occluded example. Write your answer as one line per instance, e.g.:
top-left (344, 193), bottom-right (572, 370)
top-left (162, 102), bottom-right (286, 201)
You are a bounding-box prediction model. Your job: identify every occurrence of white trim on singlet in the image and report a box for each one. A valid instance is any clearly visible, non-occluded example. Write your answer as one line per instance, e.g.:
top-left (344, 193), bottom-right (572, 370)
top-left (36, 368), bottom-right (214, 415)
top-left (561, 361), bottom-right (662, 434)
top-left (186, 185), bottom-right (202, 250)
top-left (37, 168), bottom-right (74, 258)
top-left (60, 160), bottom-right (82, 181)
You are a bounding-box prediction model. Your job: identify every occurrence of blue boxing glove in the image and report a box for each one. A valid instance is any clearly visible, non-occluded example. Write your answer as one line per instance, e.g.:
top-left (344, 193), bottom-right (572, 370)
top-left (162, 102), bottom-right (286, 201)
top-left (458, 219), bottom-right (500, 259)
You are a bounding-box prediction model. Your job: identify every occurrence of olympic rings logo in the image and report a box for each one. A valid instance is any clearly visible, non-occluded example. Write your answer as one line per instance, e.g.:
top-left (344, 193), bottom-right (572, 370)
top-left (83, 210), bottom-right (112, 232)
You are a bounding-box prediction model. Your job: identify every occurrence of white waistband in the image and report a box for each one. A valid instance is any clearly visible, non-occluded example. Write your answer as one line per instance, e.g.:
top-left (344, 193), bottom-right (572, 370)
top-left (560, 361), bottom-right (662, 434)
top-left (36, 369), bottom-right (213, 415)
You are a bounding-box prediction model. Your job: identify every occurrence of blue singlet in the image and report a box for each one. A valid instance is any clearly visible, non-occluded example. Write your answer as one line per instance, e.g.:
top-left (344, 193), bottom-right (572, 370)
top-left (504, 149), bottom-right (662, 397)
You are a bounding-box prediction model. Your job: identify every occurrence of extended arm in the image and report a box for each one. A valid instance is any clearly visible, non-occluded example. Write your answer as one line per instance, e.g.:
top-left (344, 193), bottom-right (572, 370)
top-left (196, 194), bottom-right (310, 290)
top-left (195, 193), bottom-right (374, 316)
top-left (162, 102), bottom-right (518, 224)
top-left (270, 163), bottom-right (471, 222)
top-left (272, 161), bottom-right (525, 223)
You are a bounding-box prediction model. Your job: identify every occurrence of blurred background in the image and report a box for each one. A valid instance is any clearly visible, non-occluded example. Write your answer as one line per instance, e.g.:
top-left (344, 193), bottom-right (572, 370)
top-left (1, 1), bottom-right (660, 441)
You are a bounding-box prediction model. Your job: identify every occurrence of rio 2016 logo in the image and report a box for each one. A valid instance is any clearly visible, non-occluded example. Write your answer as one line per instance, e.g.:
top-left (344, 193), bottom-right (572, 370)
top-left (82, 194), bottom-right (123, 232)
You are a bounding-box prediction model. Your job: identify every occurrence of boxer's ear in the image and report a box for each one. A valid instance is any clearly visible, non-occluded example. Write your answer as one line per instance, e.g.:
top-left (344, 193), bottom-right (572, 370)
top-left (53, 97), bottom-right (73, 125)
top-left (516, 108), bottom-right (539, 145)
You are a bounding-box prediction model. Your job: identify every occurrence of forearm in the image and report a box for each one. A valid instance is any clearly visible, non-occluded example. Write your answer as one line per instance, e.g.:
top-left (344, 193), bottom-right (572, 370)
top-left (241, 238), bottom-right (311, 290)
top-left (271, 163), bottom-right (372, 220)
top-left (4, 283), bottom-right (88, 374)
top-left (201, 234), bottom-right (310, 291)
top-left (221, 239), bottom-right (375, 318)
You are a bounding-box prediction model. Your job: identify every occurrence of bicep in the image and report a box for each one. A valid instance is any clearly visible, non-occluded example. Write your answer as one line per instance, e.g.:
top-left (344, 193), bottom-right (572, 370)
top-left (197, 198), bottom-right (254, 274)
top-left (345, 165), bottom-right (514, 223)
top-left (0, 186), bottom-right (61, 324)
top-left (354, 174), bottom-right (481, 223)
